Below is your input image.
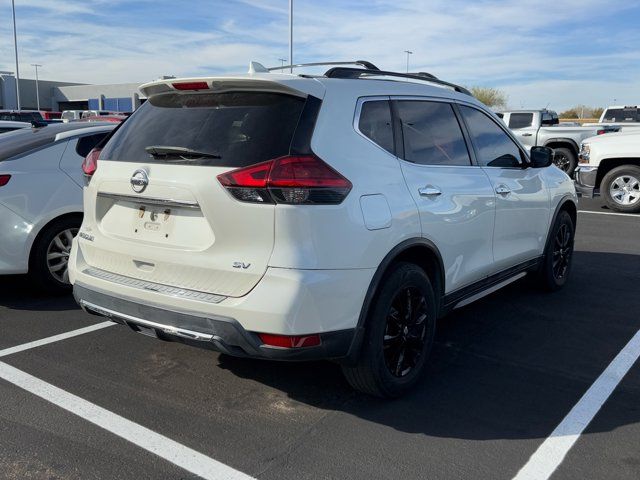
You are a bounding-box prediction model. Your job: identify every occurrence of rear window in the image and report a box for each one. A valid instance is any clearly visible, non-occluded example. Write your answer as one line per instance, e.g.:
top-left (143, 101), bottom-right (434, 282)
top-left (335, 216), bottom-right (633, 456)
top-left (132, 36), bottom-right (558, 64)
top-left (508, 113), bottom-right (533, 129)
top-left (101, 92), bottom-right (306, 167)
top-left (602, 108), bottom-right (638, 123)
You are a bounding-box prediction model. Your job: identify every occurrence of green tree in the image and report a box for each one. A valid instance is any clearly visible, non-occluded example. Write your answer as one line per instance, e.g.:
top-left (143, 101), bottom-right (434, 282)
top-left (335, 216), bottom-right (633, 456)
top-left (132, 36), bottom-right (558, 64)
top-left (470, 87), bottom-right (508, 109)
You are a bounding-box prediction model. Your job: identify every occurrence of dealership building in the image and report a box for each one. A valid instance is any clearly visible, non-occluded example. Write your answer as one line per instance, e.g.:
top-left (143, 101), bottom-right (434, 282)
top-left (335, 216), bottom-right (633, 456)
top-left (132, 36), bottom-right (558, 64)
top-left (0, 72), bottom-right (151, 112)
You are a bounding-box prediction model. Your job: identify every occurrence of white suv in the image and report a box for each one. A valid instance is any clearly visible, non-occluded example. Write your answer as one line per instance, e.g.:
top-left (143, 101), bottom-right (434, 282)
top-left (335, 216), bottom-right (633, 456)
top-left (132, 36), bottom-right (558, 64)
top-left (69, 61), bottom-right (577, 397)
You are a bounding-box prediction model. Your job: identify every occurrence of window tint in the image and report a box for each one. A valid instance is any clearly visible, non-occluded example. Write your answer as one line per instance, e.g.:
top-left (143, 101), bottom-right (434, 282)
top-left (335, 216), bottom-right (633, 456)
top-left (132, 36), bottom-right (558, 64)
top-left (101, 92), bottom-right (306, 167)
top-left (76, 133), bottom-right (108, 157)
top-left (508, 113), bottom-right (533, 129)
top-left (396, 101), bottom-right (471, 166)
top-left (460, 105), bottom-right (523, 168)
top-left (602, 108), bottom-right (638, 123)
top-left (358, 100), bottom-right (394, 154)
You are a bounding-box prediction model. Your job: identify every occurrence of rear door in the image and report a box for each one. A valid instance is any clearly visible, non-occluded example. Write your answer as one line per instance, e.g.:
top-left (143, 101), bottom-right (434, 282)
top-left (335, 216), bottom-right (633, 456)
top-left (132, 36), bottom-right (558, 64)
top-left (459, 104), bottom-right (550, 271)
top-left (508, 112), bottom-right (537, 149)
top-left (83, 90), bottom-right (308, 298)
top-left (392, 98), bottom-right (496, 292)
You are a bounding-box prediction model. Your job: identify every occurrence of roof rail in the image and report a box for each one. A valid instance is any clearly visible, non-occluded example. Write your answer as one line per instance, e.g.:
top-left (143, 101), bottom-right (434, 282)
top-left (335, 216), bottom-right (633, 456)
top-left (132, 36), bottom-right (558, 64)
top-left (267, 60), bottom-right (379, 72)
top-left (325, 67), bottom-right (472, 96)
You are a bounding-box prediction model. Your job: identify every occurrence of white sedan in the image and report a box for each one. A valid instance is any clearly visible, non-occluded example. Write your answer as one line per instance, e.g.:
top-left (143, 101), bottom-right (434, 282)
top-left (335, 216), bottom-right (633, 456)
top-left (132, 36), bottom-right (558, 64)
top-left (0, 122), bottom-right (114, 292)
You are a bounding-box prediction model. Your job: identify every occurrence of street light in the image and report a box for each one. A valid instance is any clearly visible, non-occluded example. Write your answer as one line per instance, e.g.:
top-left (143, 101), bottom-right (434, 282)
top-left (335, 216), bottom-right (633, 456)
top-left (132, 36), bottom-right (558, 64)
top-left (404, 50), bottom-right (413, 74)
top-left (278, 58), bottom-right (287, 68)
top-left (31, 64), bottom-right (42, 111)
top-left (11, 0), bottom-right (21, 110)
top-left (289, 0), bottom-right (293, 73)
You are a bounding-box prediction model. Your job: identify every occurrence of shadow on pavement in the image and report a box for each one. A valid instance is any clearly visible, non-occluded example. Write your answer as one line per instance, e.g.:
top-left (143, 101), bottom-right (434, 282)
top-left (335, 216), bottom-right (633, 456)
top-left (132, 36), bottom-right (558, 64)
top-left (0, 275), bottom-right (79, 312)
top-left (218, 250), bottom-right (640, 440)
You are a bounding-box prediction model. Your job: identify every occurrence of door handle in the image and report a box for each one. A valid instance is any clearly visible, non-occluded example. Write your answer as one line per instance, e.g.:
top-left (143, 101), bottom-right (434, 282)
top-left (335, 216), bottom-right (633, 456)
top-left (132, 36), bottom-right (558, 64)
top-left (522, 133), bottom-right (533, 137)
top-left (495, 185), bottom-right (511, 195)
top-left (418, 186), bottom-right (442, 197)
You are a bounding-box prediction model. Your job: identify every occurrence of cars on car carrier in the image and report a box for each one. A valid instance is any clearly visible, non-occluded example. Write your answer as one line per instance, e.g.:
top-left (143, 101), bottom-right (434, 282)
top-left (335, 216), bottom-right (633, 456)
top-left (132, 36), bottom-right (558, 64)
top-left (69, 60), bottom-right (577, 397)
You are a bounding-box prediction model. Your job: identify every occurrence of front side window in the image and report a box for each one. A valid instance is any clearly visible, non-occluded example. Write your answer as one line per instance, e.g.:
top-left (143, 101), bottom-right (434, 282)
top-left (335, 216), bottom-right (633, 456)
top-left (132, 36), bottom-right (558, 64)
top-left (508, 113), bottom-right (533, 129)
top-left (396, 101), bottom-right (471, 166)
top-left (460, 105), bottom-right (523, 168)
top-left (358, 100), bottom-right (394, 154)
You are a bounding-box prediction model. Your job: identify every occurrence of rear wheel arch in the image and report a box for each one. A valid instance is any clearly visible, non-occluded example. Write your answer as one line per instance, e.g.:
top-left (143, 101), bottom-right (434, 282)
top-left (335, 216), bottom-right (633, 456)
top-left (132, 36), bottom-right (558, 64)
top-left (344, 238), bottom-right (445, 364)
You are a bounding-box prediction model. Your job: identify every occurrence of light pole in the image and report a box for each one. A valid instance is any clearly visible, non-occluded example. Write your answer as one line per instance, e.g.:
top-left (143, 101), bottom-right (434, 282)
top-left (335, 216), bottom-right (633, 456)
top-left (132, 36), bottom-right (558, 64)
top-left (31, 64), bottom-right (42, 110)
top-left (278, 58), bottom-right (287, 68)
top-left (289, 0), bottom-right (293, 73)
top-left (404, 50), bottom-right (413, 74)
top-left (11, 0), bottom-right (21, 110)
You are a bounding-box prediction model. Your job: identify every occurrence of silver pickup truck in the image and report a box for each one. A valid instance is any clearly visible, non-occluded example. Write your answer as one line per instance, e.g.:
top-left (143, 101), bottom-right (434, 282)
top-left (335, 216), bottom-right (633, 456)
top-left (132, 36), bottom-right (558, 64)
top-left (498, 109), bottom-right (614, 176)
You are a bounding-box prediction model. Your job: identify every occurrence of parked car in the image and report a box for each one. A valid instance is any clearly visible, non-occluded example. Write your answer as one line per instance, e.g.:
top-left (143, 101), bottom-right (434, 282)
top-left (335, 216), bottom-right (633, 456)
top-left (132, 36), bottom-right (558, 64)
top-left (0, 122), bottom-right (115, 291)
top-left (576, 130), bottom-right (640, 212)
top-left (0, 110), bottom-right (44, 123)
top-left (584, 105), bottom-right (640, 130)
top-left (69, 61), bottom-right (577, 397)
top-left (62, 110), bottom-right (86, 122)
top-left (81, 110), bottom-right (115, 119)
top-left (79, 114), bottom-right (128, 123)
top-left (40, 111), bottom-right (62, 121)
top-left (499, 109), bottom-right (616, 176)
top-left (0, 120), bottom-right (31, 134)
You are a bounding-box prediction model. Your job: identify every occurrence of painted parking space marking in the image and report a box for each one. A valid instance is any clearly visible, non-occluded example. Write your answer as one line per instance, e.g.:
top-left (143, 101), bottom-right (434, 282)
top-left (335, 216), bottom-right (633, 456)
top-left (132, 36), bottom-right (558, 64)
top-left (513, 328), bottom-right (640, 480)
top-left (0, 361), bottom-right (255, 480)
top-left (578, 210), bottom-right (639, 218)
top-left (0, 321), bottom-right (115, 358)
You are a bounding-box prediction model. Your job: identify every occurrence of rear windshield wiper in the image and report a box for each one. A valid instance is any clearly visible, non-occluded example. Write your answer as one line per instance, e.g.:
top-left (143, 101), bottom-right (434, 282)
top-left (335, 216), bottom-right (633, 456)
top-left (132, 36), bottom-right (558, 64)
top-left (145, 145), bottom-right (221, 160)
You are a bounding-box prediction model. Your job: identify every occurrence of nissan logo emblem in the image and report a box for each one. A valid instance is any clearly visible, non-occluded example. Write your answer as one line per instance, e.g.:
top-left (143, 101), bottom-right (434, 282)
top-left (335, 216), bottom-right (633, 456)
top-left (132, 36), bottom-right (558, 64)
top-left (130, 169), bottom-right (149, 193)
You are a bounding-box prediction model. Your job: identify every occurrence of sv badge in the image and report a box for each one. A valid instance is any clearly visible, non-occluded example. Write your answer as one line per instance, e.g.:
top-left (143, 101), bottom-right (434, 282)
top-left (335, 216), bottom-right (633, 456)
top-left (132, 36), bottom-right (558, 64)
top-left (232, 262), bottom-right (251, 269)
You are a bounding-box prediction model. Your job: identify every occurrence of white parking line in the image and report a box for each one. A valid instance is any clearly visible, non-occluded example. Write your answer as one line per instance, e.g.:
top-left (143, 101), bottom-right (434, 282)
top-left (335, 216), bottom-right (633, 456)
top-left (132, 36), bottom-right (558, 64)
top-left (0, 321), bottom-right (115, 358)
top-left (578, 210), bottom-right (639, 218)
top-left (513, 328), bottom-right (640, 480)
top-left (0, 361), bottom-right (255, 480)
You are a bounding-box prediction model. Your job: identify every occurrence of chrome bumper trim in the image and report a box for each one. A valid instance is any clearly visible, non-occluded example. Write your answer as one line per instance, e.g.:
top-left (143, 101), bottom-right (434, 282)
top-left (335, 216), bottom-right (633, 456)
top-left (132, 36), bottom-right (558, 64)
top-left (82, 267), bottom-right (227, 304)
top-left (97, 192), bottom-right (200, 209)
top-left (79, 300), bottom-right (214, 341)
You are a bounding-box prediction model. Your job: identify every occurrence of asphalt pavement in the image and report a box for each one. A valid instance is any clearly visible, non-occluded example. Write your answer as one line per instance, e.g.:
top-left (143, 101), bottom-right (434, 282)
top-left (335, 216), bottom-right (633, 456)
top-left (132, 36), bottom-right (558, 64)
top-left (0, 196), bottom-right (639, 480)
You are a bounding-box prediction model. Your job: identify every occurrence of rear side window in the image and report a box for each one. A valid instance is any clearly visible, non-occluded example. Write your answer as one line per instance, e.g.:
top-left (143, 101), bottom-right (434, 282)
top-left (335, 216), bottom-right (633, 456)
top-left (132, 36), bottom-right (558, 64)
top-left (101, 92), bottom-right (306, 167)
top-left (76, 133), bottom-right (109, 157)
top-left (396, 101), bottom-right (471, 166)
top-left (358, 100), bottom-right (394, 154)
top-left (460, 105), bottom-right (523, 168)
top-left (508, 113), bottom-right (533, 129)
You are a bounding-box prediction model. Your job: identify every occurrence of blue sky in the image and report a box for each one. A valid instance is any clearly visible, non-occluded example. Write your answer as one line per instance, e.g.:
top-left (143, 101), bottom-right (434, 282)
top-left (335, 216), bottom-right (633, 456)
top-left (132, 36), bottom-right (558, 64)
top-left (1, 0), bottom-right (639, 110)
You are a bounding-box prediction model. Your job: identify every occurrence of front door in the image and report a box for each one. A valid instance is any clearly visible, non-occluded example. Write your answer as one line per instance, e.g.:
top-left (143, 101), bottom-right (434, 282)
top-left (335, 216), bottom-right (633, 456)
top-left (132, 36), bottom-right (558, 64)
top-left (459, 105), bottom-right (550, 271)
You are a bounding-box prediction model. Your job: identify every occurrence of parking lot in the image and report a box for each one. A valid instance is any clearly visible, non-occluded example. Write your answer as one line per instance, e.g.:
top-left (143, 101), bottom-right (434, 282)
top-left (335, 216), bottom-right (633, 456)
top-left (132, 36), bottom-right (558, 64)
top-left (0, 196), bottom-right (638, 480)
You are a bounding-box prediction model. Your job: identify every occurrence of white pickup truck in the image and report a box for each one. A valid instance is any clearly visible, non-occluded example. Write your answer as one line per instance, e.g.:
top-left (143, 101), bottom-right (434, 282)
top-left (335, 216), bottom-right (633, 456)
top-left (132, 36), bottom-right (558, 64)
top-left (499, 109), bottom-right (614, 176)
top-left (576, 130), bottom-right (640, 213)
top-left (584, 105), bottom-right (640, 131)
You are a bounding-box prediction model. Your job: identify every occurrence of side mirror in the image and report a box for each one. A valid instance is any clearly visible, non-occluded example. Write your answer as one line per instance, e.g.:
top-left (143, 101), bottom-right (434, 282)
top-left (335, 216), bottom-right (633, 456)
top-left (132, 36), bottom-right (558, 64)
top-left (541, 117), bottom-right (559, 126)
top-left (530, 146), bottom-right (554, 168)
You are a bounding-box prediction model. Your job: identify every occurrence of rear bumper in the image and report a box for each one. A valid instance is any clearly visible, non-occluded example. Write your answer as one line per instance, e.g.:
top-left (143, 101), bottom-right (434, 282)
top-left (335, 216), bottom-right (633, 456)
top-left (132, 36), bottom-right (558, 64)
top-left (574, 166), bottom-right (598, 198)
top-left (74, 283), bottom-right (355, 361)
top-left (0, 203), bottom-right (32, 274)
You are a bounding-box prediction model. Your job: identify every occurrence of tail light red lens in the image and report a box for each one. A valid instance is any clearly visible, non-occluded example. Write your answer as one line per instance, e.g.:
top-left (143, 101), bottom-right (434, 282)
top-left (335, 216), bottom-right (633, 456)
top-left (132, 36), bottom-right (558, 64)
top-left (217, 155), bottom-right (352, 205)
top-left (172, 81), bottom-right (209, 91)
top-left (82, 147), bottom-right (101, 177)
top-left (258, 333), bottom-right (321, 348)
top-left (0, 175), bottom-right (11, 187)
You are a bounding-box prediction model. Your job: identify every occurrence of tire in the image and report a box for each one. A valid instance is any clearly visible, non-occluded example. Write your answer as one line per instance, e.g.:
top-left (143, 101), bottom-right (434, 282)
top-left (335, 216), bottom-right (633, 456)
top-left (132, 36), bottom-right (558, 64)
top-left (342, 262), bottom-right (437, 398)
top-left (538, 210), bottom-right (575, 291)
top-left (552, 147), bottom-right (577, 177)
top-left (29, 216), bottom-right (81, 294)
top-left (601, 165), bottom-right (640, 213)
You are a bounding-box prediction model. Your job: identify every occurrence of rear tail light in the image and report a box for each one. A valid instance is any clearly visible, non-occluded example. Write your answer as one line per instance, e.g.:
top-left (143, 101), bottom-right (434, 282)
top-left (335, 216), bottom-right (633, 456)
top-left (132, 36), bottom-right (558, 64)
top-left (172, 81), bottom-right (209, 91)
top-left (0, 175), bottom-right (10, 187)
top-left (82, 147), bottom-right (101, 178)
top-left (258, 333), bottom-right (321, 348)
top-left (217, 155), bottom-right (352, 205)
